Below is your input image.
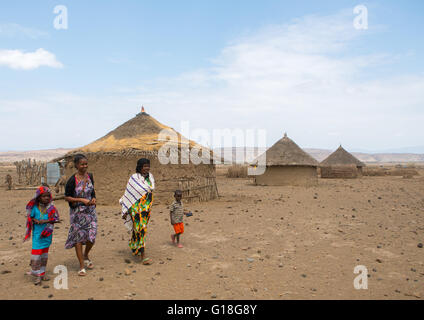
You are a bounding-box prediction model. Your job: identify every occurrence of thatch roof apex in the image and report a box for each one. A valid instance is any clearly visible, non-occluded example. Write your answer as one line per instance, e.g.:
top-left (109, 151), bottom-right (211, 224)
top-left (254, 133), bottom-right (319, 167)
top-left (61, 108), bottom-right (211, 155)
top-left (320, 145), bottom-right (365, 167)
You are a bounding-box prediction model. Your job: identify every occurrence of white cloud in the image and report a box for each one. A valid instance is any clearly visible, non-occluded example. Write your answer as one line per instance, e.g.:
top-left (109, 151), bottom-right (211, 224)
top-left (0, 48), bottom-right (63, 70)
top-left (123, 11), bottom-right (424, 150)
top-left (0, 23), bottom-right (48, 39)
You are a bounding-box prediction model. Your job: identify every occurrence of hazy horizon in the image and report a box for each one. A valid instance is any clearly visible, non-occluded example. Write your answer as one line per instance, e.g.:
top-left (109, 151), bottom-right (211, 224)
top-left (2, 144), bottom-right (424, 155)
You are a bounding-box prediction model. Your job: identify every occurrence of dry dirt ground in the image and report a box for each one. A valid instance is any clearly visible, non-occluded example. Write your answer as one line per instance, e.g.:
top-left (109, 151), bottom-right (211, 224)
top-left (1, 164), bottom-right (423, 300)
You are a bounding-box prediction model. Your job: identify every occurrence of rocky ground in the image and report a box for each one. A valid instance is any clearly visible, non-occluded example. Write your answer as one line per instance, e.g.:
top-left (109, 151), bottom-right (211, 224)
top-left (1, 164), bottom-right (423, 300)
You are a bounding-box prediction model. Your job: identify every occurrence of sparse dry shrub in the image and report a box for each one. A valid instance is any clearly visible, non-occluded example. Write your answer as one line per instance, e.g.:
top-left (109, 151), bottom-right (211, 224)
top-left (226, 165), bottom-right (248, 178)
top-left (388, 168), bottom-right (419, 176)
top-left (362, 167), bottom-right (387, 176)
top-left (363, 167), bottom-right (419, 177)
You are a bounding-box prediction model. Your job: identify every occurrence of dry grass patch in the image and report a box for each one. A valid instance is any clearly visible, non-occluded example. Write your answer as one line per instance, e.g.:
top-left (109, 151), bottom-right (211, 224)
top-left (226, 165), bottom-right (248, 178)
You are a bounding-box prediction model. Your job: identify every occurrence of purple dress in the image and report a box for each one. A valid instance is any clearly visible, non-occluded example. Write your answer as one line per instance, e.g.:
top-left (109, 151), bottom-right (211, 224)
top-left (65, 176), bottom-right (97, 249)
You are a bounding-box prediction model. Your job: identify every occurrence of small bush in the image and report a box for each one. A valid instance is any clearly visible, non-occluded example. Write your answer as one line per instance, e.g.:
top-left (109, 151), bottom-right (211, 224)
top-left (362, 167), bottom-right (387, 176)
top-left (388, 168), bottom-right (419, 176)
top-left (363, 167), bottom-right (419, 177)
top-left (226, 165), bottom-right (248, 178)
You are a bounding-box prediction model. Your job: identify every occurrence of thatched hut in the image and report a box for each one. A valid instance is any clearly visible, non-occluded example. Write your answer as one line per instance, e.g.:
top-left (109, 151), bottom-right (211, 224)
top-left (251, 133), bottom-right (319, 186)
top-left (320, 145), bottom-right (365, 178)
top-left (52, 108), bottom-right (218, 205)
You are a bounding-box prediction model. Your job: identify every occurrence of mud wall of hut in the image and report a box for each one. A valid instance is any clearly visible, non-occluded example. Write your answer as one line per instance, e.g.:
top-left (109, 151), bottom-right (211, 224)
top-left (320, 165), bottom-right (359, 179)
top-left (254, 166), bottom-right (318, 186)
top-left (62, 151), bottom-right (218, 205)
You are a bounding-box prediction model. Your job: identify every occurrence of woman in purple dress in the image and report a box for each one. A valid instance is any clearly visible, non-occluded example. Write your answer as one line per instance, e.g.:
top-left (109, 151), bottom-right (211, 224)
top-left (64, 154), bottom-right (97, 276)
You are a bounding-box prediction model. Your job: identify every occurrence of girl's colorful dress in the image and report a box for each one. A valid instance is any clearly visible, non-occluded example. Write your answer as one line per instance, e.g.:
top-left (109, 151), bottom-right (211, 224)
top-left (65, 175), bottom-right (97, 249)
top-left (24, 186), bottom-right (59, 277)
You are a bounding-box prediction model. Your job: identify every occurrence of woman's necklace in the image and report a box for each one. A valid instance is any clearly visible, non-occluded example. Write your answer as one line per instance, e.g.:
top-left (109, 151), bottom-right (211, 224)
top-left (76, 173), bottom-right (88, 191)
top-left (76, 172), bottom-right (87, 182)
top-left (38, 204), bottom-right (48, 219)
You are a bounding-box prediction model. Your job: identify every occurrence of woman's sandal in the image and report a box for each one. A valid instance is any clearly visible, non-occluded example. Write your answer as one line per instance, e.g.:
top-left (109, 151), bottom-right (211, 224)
top-left (84, 259), bottom-right (94, 269)
top-left (142, 257), bottom-right (153, 265)
top-left (78, 268), bottom-right (87, 276)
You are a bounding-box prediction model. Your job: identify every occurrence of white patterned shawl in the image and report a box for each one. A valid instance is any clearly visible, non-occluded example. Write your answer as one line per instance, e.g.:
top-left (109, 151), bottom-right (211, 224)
top-left (119, 172), bottom-right (155, 216)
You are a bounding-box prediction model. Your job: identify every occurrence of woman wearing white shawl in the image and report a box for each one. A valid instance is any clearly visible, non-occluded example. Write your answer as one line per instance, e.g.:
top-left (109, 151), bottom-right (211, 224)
top-left (120, 158), bottom-right (155, 264)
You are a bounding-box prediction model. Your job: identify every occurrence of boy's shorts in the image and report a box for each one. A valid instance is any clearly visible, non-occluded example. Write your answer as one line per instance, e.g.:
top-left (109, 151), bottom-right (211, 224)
top-left (173, 222), bottom-right (184, 234)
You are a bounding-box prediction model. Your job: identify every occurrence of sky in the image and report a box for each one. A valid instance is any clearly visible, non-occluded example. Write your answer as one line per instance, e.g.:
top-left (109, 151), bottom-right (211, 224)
top-left (0, 0), bottom-right (423, 153)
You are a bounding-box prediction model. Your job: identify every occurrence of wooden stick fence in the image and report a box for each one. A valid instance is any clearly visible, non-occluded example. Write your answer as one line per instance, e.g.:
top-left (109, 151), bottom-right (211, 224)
top-left (13, 159), bottom-right (47, 186)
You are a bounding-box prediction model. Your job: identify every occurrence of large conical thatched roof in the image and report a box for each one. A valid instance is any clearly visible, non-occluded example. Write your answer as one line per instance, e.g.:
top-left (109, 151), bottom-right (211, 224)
top-left (254, 133), bottom-right (319, 167)
top-left (69, 109), bottom-right (204, 153)
top-left (320, 145), bottom-right (365, 167)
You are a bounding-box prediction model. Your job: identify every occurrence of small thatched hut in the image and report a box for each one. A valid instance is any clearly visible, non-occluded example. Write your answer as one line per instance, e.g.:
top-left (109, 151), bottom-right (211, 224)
top-left (251, 133), bottom-right (319, 186)
top-left (320, 145), bottom-right (365, 178)
top-left (53, 108), bottom-right (218, 205)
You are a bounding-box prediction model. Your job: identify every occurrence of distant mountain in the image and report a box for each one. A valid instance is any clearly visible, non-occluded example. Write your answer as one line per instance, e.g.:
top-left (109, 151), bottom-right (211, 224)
top-left (302, 148), bottom-right (332, 162)
top-left (374, 146), bottom-right (424, 154)
top-left (304, 149), bottom-right (424, 163)
top-left (2, 146), bottom-right (423, 164)
top-left (349, 146), bottom-right (424, 154)
top-left (214, 147), bottom-right (424, 164)
top-left (0, 148), bottom-right (73, 163)
top-left (213, 147), bottom-right (267, 164)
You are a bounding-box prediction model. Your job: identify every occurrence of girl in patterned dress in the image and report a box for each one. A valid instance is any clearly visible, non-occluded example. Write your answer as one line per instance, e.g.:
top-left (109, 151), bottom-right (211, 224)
top-left (64, 154), bottom-right (97, 276)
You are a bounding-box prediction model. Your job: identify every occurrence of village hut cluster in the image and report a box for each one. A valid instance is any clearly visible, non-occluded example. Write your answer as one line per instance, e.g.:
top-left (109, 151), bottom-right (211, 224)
top-left (249, 134), bottom-right (366, 186)
top-left (5, 106), bottom-right (424, 203)
top-left (2, 105), bottom-right (378, 197)
top-left (44, 108), bottom-right (371, 198)
top-left (52, 108), bottom-right (219, 205)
